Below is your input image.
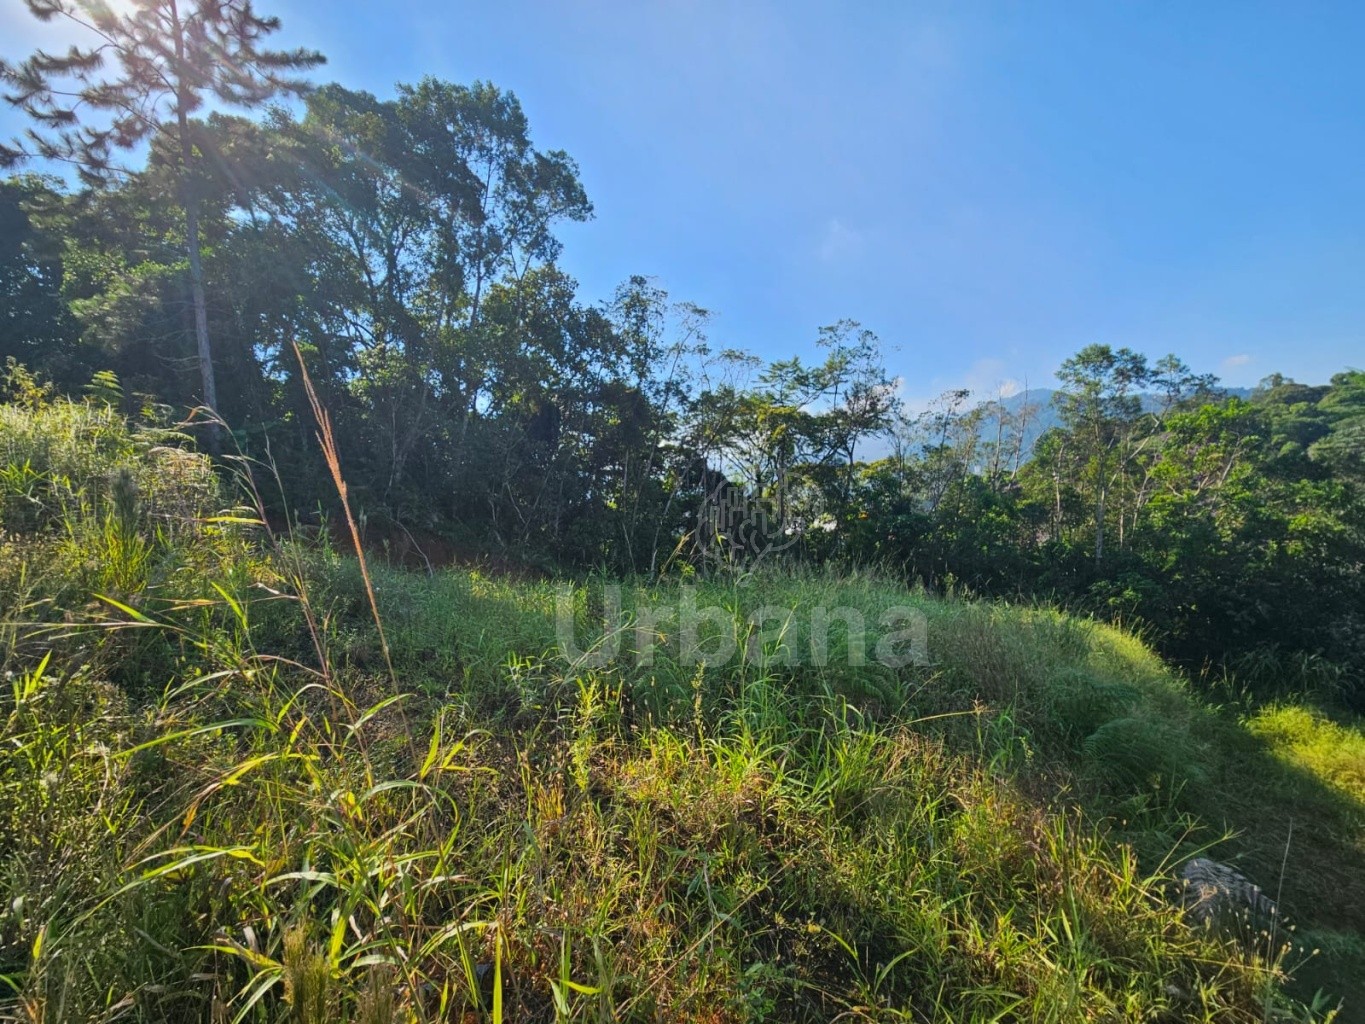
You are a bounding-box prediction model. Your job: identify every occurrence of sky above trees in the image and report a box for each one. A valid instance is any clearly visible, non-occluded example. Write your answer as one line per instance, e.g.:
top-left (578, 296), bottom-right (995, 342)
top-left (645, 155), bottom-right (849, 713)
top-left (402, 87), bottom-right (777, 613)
top-left (4, 0), bottom-right (1362, 402)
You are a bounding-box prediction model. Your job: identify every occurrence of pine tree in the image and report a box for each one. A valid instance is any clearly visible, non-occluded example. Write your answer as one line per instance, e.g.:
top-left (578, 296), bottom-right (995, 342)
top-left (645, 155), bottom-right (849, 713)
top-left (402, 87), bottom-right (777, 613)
top-left (0, 0), bottom-right (324, 450)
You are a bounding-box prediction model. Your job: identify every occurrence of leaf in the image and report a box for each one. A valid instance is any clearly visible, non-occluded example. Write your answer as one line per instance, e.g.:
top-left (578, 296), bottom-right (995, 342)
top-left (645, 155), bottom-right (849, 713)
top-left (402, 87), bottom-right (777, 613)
top-left (93, 593), bottom-right (154, 623)
top-left (211, 581), bottom-right (248, 629)
top-left (115, 718), bottom-right (274, 758)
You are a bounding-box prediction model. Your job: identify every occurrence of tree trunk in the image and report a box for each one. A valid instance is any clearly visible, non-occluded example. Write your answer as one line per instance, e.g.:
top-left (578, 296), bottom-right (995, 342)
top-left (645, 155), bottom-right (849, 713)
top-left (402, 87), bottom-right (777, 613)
top-left (185, 196), bottom-right (219, 453)
top-left (170, 0), bottom-right (218, 455)
top-left (1094, 483), bottom-right (1106, 565)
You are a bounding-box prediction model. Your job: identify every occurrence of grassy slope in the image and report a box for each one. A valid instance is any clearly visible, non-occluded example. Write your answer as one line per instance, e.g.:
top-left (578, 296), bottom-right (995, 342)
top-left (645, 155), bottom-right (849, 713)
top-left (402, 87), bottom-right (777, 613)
top-left (1, 399), bottom-right (1362, 1022)
top-left (337, 563), bottom-right (1365, 1011)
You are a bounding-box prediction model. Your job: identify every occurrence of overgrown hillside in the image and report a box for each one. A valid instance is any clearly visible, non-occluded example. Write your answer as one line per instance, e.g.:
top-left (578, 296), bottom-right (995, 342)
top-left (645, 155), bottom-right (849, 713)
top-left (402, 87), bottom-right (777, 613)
top-left (3, 399), bottom-right (1362, 1021)
top-left (6, 46), bottom-right (1365, 710)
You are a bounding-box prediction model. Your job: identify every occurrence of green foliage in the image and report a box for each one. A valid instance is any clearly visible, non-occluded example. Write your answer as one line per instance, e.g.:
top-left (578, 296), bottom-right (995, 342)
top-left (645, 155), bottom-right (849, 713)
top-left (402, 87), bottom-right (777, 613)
top-left (282, 927), bottom-right (334, 1024)
top-left (2, 33), bottom-right (1362, 707)
top-left (1081, 716), bottom-right (1203, 790)
top-left (844, 367), bottom-right (1365, 710)
top-left (0, 178), bottom-right (85, 385)
top-left (0, 11), bottom-right (1363, 1005)
top-left (0, 398), bottom-right (1355, 1021)
top-left (1244, 705), bottom-right (1365, 804)
top-left (0, 384), bottom-right (216, 536)
top-left (1044, 668), bottom-right (1143, 741)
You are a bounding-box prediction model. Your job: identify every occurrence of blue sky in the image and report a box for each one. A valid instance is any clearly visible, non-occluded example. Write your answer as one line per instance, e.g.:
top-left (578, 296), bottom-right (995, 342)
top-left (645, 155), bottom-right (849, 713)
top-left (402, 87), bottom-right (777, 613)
top-left (4, 1), bottom-right (1363, 404)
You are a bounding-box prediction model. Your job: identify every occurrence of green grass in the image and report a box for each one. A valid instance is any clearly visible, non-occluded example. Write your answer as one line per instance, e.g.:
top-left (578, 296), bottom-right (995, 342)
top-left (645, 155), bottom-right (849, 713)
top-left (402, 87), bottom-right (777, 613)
top-left (1, 397), bottom-right (1360, 1022)
top-left (1244, 706), bottom-right (1365, 804)
top-left (1207, 705), bottom-right (1365, 1009)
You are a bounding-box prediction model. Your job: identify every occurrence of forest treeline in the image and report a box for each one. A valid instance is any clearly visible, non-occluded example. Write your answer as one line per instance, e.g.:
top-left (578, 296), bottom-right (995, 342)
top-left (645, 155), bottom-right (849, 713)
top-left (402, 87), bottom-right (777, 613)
top-left (2, 33), bottom-right (1363, 704)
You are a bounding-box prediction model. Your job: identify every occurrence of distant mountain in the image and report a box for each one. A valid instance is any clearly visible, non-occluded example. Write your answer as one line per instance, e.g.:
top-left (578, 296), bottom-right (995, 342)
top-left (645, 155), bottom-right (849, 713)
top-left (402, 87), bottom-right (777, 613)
top-left (974, 387), bottom-right (1254, 461)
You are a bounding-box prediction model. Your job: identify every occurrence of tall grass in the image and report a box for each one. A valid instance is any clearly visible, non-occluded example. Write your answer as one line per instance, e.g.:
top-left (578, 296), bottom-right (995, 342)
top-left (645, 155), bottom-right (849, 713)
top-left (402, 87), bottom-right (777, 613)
top-left (0, 396), bottom-right (1353, 1022)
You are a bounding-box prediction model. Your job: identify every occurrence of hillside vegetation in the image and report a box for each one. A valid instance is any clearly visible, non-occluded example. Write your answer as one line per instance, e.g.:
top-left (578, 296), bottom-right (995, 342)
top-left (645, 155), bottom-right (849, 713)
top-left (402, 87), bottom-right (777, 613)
top-left (3, 398), bottom-right (1363, 1022)
top-left (3, 3), bottom-right (1364, 1020)
top-left (5, 60), bottom-right (1365, 713)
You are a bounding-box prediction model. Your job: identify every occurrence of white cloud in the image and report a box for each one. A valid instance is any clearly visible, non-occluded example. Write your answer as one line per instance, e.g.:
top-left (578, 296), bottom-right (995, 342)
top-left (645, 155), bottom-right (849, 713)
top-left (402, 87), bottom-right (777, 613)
top-left (962, 357), bottom-right (1023, 400)
top-left (896, 358), bottom-right (1024, 417)
top-left (817, 218), bottom-right (863, 263)
top-left (1221, 353), bottom-right (1253, 371)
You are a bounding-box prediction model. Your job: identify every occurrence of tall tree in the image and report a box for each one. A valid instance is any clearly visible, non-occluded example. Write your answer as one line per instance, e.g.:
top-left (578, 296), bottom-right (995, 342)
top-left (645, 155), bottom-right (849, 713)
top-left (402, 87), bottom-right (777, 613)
top-left (0, 174), bottom-right (84, 382)
top-left (0, 0), bottom-right (323, 449)
top-left (1054, 345), bottom-right (1151, 564)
